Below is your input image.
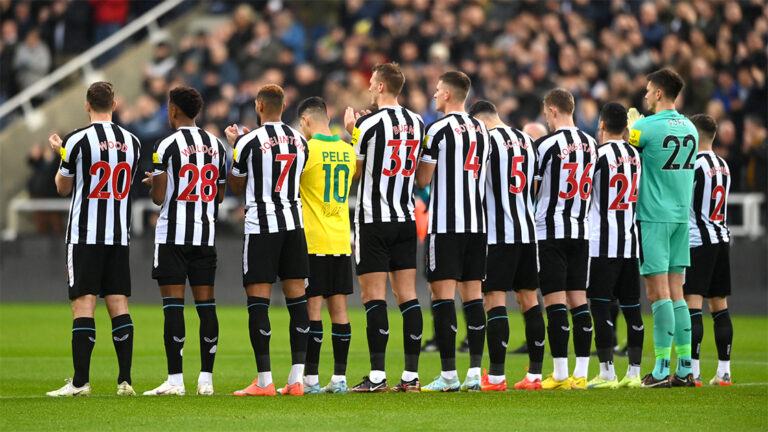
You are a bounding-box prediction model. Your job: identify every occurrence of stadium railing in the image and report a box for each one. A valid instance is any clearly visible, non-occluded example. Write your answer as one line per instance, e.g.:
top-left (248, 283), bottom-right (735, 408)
top-left (2, 193), bottom-right (764, 241)
top-left (0, 0), bottom-right (186, 129)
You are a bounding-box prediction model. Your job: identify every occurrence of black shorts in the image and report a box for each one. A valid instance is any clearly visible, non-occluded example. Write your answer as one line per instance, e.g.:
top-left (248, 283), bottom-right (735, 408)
top-left (483, 243), bottom-right (539, 292)
top-left (66, 244), bottom-right (131, 300)
top-left (354, 221), bottom-right (417, 275)
top-left (538, 239), bottom-right (589, 296)
top-left (152, 244), bottom-right (217, 286)
top-left (243, 229), bottom-right (310, 285)
top-left (586, 256), bottom-right (640, 302)
top-left (683, 243), bottom-right (731, 298)
top-left (307, 254), bottom-right (354, 298)
top-left (426, 233), bottom-right (487, 282)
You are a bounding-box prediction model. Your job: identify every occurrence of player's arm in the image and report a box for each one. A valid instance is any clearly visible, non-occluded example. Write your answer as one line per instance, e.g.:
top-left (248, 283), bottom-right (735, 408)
top-left (353, 159), bottom-right (363, 181)
top-left (416, 129), bottom-right (440, 189)
top-left (415, 161), bottom-right (435, 189)
top-left (228, 132), bottom-right (249, 196)
top-left (143, 171), bottom-right (167, 205)
top-left (50, 133), bottom-right (74, 196)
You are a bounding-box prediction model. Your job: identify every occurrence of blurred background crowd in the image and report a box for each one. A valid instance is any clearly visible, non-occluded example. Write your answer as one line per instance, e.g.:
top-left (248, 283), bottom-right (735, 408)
top-left (4, 0), bottom-right (767, 212)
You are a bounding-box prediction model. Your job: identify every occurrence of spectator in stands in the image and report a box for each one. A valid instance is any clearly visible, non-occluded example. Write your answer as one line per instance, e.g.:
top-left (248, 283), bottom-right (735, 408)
top-left (0, 19), bottom-right (18, 102)
top-left (12, 28), bottom-right (50, 93)
top-left (744, 115), bottom-right (768, 195)
top-left (27, 143), bottom-right (63, 235)
top-left (40, 0), bottom-right (91, 68)
top-left (144, 41), bottom-right (176, 81)
top-left (89, 0), bottom-right (128, 65)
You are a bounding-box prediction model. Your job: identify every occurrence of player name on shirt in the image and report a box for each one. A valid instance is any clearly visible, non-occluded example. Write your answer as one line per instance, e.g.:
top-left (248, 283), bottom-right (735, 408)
top-left (589, 140), bottom-right (642, 258)
top-left (351, 106), bottom-right (425, 224)
top-left (534, 127), bottom-right (598, 241)
top-left (59, 121), bottom-right (141, 246)
top-left (232, 122), bottom-right (308, 234)
top-left (486, 126), bottom-right (537, 244)
top-left (153, 127), bottom-right (228, 246)
top-left (421, 112), bottom-right (490, 234)
top-left (691, 151), bottom-right (731, 246)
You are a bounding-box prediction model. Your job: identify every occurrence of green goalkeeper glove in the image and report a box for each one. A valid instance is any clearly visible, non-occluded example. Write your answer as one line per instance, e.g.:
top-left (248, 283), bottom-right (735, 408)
top-left (627, 107), bottom-right (644, 129)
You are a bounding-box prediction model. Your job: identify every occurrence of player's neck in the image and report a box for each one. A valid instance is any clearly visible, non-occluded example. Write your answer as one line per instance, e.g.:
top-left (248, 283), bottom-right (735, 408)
top-left (654, 101), bottom-right (676, 113)
top-left (175, 120), bottom-right (196, 129)
top-left (260, 114), bottom-right (283, 124)
top-left (601, 133), bottom-right (624, 143)
top-left (377, 94), bottom-right (399, 108)
top-left (443, 102), bottom-right (465, 114)
top-left (699, 141), bottom-right (713, 152)
top-left (483, 119), bottom-right (505, 130)
top-left (89, 113), bottom-right (112, 123)
top-left (552, 118), bottom-right (575, 130)
top-left (309, 125), bottom-right (332, 137)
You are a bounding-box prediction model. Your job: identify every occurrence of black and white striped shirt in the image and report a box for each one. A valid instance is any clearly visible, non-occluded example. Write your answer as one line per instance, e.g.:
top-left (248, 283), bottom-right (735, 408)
top-left (153, 127), bottom-right (228, 246)
top-left (486, 126), bottom-right (537, 244)
top-left (351, 106), bottom-right (425, 224)
top-left (59, 121), bottom-right (141, 245)
top-left (690, 151), bottom-right (730, 246)
top-left (421, 112), bottom-right (490, 234)
top-left (588, 140), bottom-right (641, 258)
top-left (231, 122), bottom-right (308, 234)
top-left (534, 127), bottom-right (597, 241)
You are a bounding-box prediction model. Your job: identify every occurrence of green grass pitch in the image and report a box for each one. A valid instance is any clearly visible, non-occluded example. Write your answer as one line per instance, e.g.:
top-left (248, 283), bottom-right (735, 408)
top-left (1, 303), bottom-right (766, 431)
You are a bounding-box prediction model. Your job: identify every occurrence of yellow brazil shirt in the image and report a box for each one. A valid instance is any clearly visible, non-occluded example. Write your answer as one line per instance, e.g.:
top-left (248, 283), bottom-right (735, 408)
top-left (300, 133), bottom-right (357, 254)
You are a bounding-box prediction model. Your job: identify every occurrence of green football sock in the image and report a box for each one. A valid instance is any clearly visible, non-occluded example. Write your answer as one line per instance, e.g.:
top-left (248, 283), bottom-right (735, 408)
top-left (673, 300), bottom-right (692, 377)
top-left (651, 299), bottom-right (674, 379)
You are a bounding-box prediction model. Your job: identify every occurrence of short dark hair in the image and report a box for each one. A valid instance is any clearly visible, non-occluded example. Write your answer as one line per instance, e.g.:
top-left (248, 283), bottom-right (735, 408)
top-left (256, 84), bottom-right (285, 113)
top-left (87, 81), bottom-right (115, 113)
top-left (372, 62), bottom-right (405, 96)
top-left (600, 101), bottom-right (628, 135)
top-left (169, 86), bottom-right (203, 119)
top-left (439, 71), bottom-right (471, 101)
top-left (689, 114), bottom-right (717, 140)
top-left (296, 96), bottom-right (327, 118)
top-left (647, 68), bottom-right (685, 100)
top-left (543, 88), bottom-right (575, 114)
top-left (468, 100), bottom-right (497, 118)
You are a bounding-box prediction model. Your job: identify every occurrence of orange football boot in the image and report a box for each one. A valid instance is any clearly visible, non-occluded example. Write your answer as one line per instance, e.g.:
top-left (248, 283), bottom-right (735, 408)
top-left (234, 379), bottom-right (276, 396)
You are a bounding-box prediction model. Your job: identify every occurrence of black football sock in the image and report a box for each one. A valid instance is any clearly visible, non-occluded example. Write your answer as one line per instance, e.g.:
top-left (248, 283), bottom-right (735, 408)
top-left (546, 304), bottom-right (569, 358)
top-left (247, 296), bottom-right (271, 372)
top-left (590, 299), bottom-right (614, 363)
top-left (713, 309), bottom-right (733, 361)
top-left (464, 299), bottom-right (486, 369)
top-left (399, 299), bottom-right (422, 373)
top-left (486, 306), bottom-right (509, 376)
top-left (523, 304), bottom-right (545, 374)
top-left (620, 301), bottom-right (644, 367)
top-left (286, 296), bottom-right (310, 365)
top-left (72, 317), bottom-right (96, 388)
top-left (163, 297), bottom-right (185, 375)
top-left (110, 314), bottom-right (133, 385)
top-left (195, 299), bottom-right (218, 373)
top-left (432, 299), bottom-right (457, 371)
top-left (570, 304), bottom-right (592, 358)
top-left (689, 308), bottom-right (703, 361)
top-left (306, 320), bottom-right (323, 376)
top-left (610, 301), bottom-right (619, 347)
top-left (331, 322), bottom-right (351, 376)
top-left (364, 300), bottom-right (388, 372)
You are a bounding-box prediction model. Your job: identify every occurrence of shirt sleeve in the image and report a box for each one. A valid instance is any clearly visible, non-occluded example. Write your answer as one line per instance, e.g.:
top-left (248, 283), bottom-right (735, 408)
top-left (533, 138), bottom-right (548, 181)
top-left (152, 138), bottom-right (168, 176)
top-left (628, 120), bottom-right (645, 148)
top-left (231, 135), bottom-right (251, 178)
top-left (217, 140), bottom-right (228, 184)
top-left (420, 124), bottom-right (442, 164)
top-left (351, 117), bottom-right (367, 161)
top-left (58, 131), bottom-right (81, 177)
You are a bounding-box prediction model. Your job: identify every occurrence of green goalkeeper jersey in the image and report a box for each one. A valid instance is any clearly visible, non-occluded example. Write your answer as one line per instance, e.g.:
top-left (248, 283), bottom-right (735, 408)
top-left (629, 109), bottom-right (698, 223)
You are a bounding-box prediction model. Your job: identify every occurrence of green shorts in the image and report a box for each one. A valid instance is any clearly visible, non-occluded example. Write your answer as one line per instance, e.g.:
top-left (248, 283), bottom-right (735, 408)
top-left (637, 221), bottom-right (690, 276)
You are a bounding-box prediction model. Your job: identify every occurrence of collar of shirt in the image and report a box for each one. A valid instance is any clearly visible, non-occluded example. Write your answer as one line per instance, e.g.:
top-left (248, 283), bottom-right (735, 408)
top-left (311, 133), bottom-right (340, 142)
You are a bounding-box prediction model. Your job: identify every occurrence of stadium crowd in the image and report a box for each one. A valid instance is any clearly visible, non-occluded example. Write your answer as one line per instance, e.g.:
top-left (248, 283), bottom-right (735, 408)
top-left (13, 0), bottom-right (768, 203)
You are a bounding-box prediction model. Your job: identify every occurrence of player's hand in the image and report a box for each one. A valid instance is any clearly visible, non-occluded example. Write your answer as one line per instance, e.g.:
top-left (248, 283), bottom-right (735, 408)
top-left (627, 108), bottom-right (644, 129)
top-left (141, 171), bottom-right (153, 187)
top-left (225, 124), bottom-right (242, 147)
top-left (48, 134), bottom-right (63, 154)
top-left (343, 107), bottom-right (357, 134)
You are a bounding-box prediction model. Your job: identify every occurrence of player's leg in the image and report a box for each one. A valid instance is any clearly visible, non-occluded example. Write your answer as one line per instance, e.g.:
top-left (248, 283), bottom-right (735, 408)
top-left (617, 258), bottom-right (644, 388)
top-left (326, 294), bottom-right (351, 393)
top-left (102, 245), bottom-right (135, 396)
top-left (146, 244), bottom-right (187, 396)
top-left (586, 256), bottom-right (620, 388)
top-left (191, 285), bottom-right (217, 395)
top-left (235, 233), bottom-right (279, 396)
top-left (422, 279), bottom-right (460, 392)
top-left (189, 245), bottom-right (218, 395)
top-left (669, 223), bottom-right (693, 386)
top-left (538, 240), bottom-right (571, 389)
top-left (483, 290), bottom-right (509, 391)
top-left (388, 220), bottom-right (422, 390)
top-left (685, 293), bottom-right (704, 383)
top-left (639, 221), bottom-right (674, 387)
top-left (683, 243), bottom-right (717, 385)
top-left (390, 268), bottom-right (423, 391)
top-left (48, 244), bottom-right (100, 397)
top-left (350, 223), bottom-right (391, 391)
top-left (566, 240), bottom-right (591, 389)
top-left (514, 289), bottom-right (545, 389)
top-left (304, 294), bottom-right (324, 393)
top-left (458, 279), bottom-right (484, 391)
top-left (708, 243), bottom-right (733, 386)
